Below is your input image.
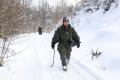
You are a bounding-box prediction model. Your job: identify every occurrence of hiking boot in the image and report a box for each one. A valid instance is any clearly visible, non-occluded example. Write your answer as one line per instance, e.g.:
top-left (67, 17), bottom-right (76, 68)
top-left (62, 66), bottom-right (67, 71)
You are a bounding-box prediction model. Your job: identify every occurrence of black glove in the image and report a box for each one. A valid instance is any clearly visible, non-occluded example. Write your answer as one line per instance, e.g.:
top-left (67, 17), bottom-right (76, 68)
top-left (51, 43), bottom-right (55, 49)
top-left (76, 42), bottom-right (80, 48)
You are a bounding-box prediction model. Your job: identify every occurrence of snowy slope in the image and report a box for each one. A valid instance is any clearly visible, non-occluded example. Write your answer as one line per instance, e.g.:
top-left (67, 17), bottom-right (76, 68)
top-left (0, 3), bottom-right (120, 80)
top-left (70, 4), bottom-right (120, 80)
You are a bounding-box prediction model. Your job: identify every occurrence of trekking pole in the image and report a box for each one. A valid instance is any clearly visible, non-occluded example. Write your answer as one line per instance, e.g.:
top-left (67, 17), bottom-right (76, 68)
top-left (50, 49), bottom-right (55, 67)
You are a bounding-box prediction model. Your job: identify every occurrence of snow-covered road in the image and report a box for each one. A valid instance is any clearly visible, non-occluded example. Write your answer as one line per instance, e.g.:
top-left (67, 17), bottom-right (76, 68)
top-left (26, 33), bottom-right (103, 80)
top-left (0, 31), bottom-right (103, 80)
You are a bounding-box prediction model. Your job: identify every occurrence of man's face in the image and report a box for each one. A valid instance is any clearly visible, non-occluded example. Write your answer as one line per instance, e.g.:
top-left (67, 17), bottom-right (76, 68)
top-left (63, 21), bottom-right (69, 27)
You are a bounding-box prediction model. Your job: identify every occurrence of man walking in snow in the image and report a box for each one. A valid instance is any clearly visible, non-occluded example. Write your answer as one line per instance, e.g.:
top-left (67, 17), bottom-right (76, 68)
top-left (38, 26), bottom-right (42, 35)
top-left (51, 17), bottom-right (80, 71)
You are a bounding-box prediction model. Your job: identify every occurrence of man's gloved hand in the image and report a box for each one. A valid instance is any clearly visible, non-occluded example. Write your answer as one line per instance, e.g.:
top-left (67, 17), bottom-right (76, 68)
top-left (76, 42), bottom-right (80, 48)
top-left (51, 43), bottom-right (55, 49)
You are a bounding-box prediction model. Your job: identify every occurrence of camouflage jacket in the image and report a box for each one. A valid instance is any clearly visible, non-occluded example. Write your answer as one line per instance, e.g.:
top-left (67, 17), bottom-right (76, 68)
top-left (52, 24), bottom-right (80, 47)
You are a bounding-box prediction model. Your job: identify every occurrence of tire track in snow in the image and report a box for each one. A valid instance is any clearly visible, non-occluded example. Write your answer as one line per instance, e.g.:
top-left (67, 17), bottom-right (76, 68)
top-left (31, 35), bottom-right (53, 80)
top-left (69, 62), bottom-right (88, 80)
top-left (51, 64), bottom-right (86, 80)
top-left (71, 58), bottom-right (103, 80)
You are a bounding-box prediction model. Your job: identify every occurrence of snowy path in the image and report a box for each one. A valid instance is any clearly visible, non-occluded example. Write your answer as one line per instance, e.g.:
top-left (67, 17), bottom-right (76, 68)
top-left (0, 33), bottom-right (103, 80)
top-left (29, 34), bottom-right (103, 80)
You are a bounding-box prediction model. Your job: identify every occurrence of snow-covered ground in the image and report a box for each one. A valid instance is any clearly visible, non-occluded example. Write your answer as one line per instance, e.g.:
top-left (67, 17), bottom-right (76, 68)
top-left (70, 5), bottom-right (120, 80)
top-left (0, 4), bottom-right (120, 80)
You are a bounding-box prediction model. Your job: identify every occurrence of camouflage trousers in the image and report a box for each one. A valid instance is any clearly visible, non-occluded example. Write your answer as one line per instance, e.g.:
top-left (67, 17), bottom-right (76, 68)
top-left (58, 44), bottom-right (72, 66)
